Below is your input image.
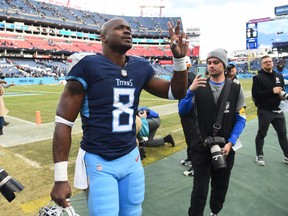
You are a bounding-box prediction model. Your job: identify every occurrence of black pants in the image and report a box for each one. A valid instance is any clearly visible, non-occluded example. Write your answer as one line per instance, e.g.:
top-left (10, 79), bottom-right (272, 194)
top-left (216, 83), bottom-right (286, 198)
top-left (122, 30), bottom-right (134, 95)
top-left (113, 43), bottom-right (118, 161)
top-left (255, 109), bottom-right (288, 157)
top-left (145, 118), bottom-right (164, 147)
top-left (0, 116), bottom-right (3, 135)
top-left (180, 115), bottom-right (194, 161)
top-left (188, 149), bottom-right (235, 216)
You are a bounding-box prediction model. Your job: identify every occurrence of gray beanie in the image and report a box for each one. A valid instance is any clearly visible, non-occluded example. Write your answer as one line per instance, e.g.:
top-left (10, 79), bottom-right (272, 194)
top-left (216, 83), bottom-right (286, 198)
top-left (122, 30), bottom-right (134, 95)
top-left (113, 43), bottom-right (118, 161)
top-left (206, 48), bottom-right (228, 68)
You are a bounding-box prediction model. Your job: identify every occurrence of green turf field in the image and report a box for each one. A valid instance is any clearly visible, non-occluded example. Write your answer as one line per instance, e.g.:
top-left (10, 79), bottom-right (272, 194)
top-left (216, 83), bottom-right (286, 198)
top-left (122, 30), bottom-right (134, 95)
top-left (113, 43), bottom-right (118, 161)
top-left (0, 79), bottom-right (255, 215)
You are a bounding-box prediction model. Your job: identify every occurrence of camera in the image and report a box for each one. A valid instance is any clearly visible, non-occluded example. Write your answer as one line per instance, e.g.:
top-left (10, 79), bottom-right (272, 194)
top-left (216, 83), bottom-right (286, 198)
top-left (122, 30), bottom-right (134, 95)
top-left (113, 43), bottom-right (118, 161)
top-left (280, 91), bottom-right (288, 100)
top-left (204, 136), bottom-right (227, 170)
top-left (0, 167), bottom-right (24, 202)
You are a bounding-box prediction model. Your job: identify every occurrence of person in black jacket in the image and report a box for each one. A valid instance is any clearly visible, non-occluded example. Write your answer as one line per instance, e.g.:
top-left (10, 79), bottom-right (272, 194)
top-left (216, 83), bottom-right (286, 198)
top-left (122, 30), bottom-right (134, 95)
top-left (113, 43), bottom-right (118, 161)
top-left (252, 55), bottom-right (288, 166)
top-left (179, 48), bottom-right (246, 216)
top-left (179, 56), bottom-right (196, 176)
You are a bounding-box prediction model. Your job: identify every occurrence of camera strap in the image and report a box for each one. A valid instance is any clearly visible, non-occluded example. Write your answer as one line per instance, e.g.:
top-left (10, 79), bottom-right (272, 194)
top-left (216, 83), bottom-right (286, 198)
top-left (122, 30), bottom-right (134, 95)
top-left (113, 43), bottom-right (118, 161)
top-left (213, 79), bottom-right (232, 136)
top-left (194, 105), bottom-right (203, 142)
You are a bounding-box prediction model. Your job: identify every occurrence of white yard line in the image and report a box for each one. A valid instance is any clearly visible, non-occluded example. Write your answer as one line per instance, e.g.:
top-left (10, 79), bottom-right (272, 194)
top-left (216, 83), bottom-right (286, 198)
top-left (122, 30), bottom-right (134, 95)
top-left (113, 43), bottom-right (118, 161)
top-left (15, 153), bottom-right (41, 168)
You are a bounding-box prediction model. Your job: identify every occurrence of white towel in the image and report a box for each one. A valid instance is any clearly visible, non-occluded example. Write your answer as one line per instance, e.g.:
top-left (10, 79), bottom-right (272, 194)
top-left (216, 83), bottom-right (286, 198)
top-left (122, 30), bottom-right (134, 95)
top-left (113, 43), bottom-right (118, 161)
top-left (74, 148), bottom-right (88, 189)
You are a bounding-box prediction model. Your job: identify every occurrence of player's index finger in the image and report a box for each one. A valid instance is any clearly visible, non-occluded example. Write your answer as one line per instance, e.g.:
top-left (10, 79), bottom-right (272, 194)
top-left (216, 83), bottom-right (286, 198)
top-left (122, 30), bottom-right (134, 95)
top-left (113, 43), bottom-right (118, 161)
top-left (167, 21), bottom-right (174, 36)
top-left (174, 20), bottom-right (180, 35)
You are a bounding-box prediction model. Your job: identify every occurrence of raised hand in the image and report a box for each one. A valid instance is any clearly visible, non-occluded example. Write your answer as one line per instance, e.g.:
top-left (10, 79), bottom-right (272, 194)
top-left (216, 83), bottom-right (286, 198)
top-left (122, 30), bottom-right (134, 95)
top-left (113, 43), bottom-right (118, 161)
top-left (189, 74), bottom-right (207, 91)
top-left (167, 20), bottom-right (189, 58)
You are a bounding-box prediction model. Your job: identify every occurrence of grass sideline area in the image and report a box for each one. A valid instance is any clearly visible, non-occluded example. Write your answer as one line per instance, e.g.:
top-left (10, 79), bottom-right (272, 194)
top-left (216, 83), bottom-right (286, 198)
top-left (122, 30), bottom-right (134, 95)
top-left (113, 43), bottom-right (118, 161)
top-left (0, 79), bottom-right (255, 215)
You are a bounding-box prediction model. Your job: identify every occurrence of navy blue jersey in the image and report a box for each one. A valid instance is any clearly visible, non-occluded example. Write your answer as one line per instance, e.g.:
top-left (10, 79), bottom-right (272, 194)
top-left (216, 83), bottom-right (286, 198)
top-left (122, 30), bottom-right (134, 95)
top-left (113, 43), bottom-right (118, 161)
top-left (66, 53), bottom-right (155, 160)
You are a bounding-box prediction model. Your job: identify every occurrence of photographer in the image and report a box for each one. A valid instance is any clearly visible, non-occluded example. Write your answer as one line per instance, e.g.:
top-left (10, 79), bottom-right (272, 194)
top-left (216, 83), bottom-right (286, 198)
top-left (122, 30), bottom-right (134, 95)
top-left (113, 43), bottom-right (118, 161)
top-left (138, 107), bottom-right (175, 147)
top-left (179, 48), bottom-right (246, 216)
top-left (252, 55), bottom-right (288, 166)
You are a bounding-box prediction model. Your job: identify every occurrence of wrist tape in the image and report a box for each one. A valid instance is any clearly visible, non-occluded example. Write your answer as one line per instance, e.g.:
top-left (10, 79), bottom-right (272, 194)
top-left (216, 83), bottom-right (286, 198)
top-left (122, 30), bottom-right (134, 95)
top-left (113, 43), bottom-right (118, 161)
top-left (54, 161), bottom-right (68, 182)
top-left (173, 57), bottom-right (186, 71)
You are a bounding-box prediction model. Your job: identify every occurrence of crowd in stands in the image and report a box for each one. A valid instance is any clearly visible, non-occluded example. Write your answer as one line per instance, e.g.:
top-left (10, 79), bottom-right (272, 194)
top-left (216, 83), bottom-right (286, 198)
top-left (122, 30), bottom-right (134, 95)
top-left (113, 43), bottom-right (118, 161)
top-left (1, 55), bottom-right (287, 79)
top-left (0, 0), bottom-right (192, 58)
top-left (1, 0), bottom-right (287, 79)
top-left (228, 57), bottom-right (288, 75)
top-left (0, 0), bottom-right (200, 79)
top-left (0, 30), bottom-right (185, 58)
top-left (1, 0), bottom-right (180, 37)
top-left (0, 57), bottom-right (67, 78)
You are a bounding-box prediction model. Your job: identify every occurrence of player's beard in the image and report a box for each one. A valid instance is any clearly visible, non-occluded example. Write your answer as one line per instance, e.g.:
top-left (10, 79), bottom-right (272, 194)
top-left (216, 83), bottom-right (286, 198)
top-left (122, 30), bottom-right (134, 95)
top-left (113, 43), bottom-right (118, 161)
top-left (210, 71), bottom-right (221, 78)
top-left (264, 65), bottom-right (273, 72)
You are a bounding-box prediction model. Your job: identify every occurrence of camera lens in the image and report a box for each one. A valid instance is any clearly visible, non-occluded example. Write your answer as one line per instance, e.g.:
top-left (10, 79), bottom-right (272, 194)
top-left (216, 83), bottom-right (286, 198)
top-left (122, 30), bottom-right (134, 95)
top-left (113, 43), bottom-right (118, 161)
top-left (280, 91), bottom-right (288, 100)
top-left (210, 145), bottom-right (227, 170)
top-left (0, 168), bottom-right (24, 202)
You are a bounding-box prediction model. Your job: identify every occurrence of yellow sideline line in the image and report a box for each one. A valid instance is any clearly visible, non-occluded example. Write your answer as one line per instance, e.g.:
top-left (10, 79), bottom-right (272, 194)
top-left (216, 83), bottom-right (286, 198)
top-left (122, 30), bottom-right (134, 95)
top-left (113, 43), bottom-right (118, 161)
top-left (20, 196), bottom-right (50, 214)
top-left (140, 97), bottom-right (172, 101)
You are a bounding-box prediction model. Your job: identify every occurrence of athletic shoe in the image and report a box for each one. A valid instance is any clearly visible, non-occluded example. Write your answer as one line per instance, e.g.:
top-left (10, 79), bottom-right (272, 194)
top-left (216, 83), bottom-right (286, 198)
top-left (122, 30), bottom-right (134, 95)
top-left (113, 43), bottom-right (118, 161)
top-left (180, 159), bottom-right (192, 167)
top-left (255, 155), bottom-right (266, 166)
top-left (284, 157), bottom-right (288, 164)
top-left (164, 134), bottom-right (175, 147)
top-left (211, 213), bottom-right (218, 216)
top-left (183, 167), bottom-right (194, 177)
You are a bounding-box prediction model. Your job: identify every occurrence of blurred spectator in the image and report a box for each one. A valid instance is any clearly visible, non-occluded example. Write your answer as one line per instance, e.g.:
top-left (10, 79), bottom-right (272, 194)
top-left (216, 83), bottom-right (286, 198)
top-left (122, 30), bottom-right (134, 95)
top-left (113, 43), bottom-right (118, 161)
top-left (225, 62), bottom-right (240, 84)
top-left (0, 78), bottom-right (8, 135)
top-left (1, 77), bottom-right (15, 126)
top-left (138, 107), bottom-right (175, 147)
top-left (275, 58), bottom-right (288, 92)
top-left (179, 56), bottom-right (195, 177)
top-left (136, 115), bottom-right (149, 160)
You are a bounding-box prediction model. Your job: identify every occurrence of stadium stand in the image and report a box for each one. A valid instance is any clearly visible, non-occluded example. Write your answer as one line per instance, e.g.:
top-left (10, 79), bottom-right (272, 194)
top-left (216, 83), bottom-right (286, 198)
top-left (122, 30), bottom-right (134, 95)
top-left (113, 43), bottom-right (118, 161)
top-left (0, 0), bottom-right (199, 79)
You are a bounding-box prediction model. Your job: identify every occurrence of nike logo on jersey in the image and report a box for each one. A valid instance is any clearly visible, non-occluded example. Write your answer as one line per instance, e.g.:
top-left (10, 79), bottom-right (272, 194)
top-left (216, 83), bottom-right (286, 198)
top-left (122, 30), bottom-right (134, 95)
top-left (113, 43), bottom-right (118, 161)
top-left (135, 155), bottom-right (140, 162)
top-left (96, 164), bottom-right (103, 171)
